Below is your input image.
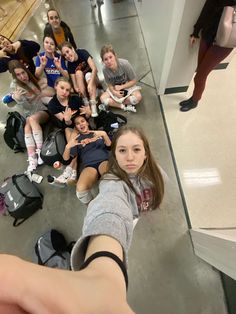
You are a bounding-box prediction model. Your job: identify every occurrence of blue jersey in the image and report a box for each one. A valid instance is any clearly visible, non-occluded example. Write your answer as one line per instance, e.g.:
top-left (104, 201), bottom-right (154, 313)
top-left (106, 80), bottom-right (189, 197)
top-left (35, 52), bottom-right (67, 87)
top-left (73, 133), bottom-right (109, 166)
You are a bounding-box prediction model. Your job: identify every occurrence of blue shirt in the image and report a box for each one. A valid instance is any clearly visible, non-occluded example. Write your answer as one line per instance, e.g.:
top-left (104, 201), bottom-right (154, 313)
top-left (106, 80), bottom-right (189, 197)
top-left (35, 52), bottom-right (67, 87)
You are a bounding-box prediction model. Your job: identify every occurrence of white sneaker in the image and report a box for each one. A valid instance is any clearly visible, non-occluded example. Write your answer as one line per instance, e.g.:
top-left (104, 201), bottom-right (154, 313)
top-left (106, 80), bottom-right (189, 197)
top-left (91, 102), bottom-right (98, 117)
top-left (27, 156), bottom-right (38, 172)
top-left (90, 0), bottom-right (96, 7)
top-left (55, 166), bottom-right (73, 184)
top-left (67, 169), bottom-right (77, 185)
top-left (36, 149), bottom-right (44, 166)
top-left (124, 105), bottom-right (136, 113)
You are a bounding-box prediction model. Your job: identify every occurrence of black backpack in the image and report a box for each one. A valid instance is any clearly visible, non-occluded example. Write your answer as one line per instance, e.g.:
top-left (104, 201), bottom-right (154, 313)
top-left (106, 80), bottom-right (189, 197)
top-left (4, 111), bottom-right (26, 153)
top-left (35, 229), bottom-right (74, 269)
top-left (95, 111), bottom-right (127, 138)
top-left (0, 174), bottom-right (43, 227)
top-left (41, 129), bottom-right (67, 166)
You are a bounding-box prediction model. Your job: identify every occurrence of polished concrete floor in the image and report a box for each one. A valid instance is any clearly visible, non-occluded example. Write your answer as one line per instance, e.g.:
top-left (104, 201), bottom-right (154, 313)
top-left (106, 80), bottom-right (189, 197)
top-left (0, 1), bottom-right (228, 313)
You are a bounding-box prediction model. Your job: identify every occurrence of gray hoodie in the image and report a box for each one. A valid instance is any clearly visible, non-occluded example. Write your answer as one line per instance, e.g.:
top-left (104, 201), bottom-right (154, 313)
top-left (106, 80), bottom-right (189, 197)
top-left (71, 173), bottom-right (153, 270)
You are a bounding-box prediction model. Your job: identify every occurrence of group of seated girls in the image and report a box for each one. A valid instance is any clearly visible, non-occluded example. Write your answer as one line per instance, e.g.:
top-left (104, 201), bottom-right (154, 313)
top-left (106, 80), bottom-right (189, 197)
top-left (0, 8), bottom-right (142, 204)
top-left (0, 7), bottom-right (166, 311)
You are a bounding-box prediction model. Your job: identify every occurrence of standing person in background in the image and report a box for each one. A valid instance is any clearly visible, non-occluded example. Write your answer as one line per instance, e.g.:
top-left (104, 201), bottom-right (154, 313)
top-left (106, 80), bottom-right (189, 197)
top-left (44, 9), bottom-right (77, 50)
top-left (60, 42), bottom-right (99, 117)
top-left (100, 44), bottom-right (142, 113)
top-left (8, 60), bottom-right (50, 173)
top-left (90, 0), bottom-right (104, 7)
top-left (179, 0), bottom-right (236, 112)
top-left (35, 36), bottom-right (69, 96)
top-left (0, 34), bottom-right (40, 74)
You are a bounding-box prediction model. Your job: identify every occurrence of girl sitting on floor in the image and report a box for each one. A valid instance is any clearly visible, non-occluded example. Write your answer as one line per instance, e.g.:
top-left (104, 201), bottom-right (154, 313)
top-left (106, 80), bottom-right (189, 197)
top-left (51, 114), bottom-right (111, 198)
top-left (47, 77), bottom-right (91, 129)
top-left (35, 35), bottom-right (69, 96)
top-left (60, 42), bottom-right (99, 117)
top-left (8, 60), bottom-right (51, 173)
top-left (100, 44), bottom-right (142, 113)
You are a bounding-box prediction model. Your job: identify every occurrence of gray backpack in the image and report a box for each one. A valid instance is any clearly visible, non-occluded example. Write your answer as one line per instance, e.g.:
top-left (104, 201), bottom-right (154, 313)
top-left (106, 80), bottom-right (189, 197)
top-left (0, 174), bottom-right (43, 226)
top-left (35, 229), bottom-right (73, 269)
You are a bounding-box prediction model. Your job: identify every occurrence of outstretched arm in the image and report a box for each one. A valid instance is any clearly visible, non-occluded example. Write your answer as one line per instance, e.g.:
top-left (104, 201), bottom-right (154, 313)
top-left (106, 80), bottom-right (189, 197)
top-left (0, 235), bottom-right (133, 314)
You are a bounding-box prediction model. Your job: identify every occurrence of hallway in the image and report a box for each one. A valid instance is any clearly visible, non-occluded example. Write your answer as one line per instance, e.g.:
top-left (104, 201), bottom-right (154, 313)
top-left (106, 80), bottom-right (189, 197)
top-left (0, 1), bottom-right (228, 313)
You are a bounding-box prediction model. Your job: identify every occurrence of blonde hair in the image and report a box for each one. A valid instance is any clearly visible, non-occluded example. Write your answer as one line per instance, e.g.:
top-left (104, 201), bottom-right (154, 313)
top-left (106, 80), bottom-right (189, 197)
top-left (100, 44), bottom-right (116, 61)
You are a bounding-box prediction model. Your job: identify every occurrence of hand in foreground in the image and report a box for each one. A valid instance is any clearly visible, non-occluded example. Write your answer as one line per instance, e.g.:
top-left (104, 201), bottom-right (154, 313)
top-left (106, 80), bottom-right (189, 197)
top-left (0, 254), bottom-right (133, 314)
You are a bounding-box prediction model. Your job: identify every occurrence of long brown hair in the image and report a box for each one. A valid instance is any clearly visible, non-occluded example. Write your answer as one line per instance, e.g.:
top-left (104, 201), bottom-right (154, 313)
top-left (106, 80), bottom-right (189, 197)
top-left (8, 60), bottom-right (41, 93)
top-left (0, 34), bottom-right (32, 67)
top-left (107, 126), bottom-right (164, 209)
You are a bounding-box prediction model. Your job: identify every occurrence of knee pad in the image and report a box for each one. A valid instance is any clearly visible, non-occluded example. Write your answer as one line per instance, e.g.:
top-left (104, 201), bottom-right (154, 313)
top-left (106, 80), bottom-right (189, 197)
top-left (129, 95), bottom-right (138, 105)
top-left (76, 190), bottom-right (93, 204)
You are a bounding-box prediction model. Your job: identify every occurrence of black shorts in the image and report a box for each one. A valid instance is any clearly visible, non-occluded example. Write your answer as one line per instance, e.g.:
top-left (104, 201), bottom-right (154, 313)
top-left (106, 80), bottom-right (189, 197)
top-left (85, 160), bottom-right (108, 172)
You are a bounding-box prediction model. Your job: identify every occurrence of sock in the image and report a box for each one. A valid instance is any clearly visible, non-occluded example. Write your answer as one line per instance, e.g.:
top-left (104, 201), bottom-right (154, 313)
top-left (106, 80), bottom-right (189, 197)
top-left (76, 190), bottom-right (93, 204)
top-left (24, 133), bottom-right (36, 157)
top-left (33, 130), bottom-right (43, 150)
top-left (89, 99), bottom-right (97, 106)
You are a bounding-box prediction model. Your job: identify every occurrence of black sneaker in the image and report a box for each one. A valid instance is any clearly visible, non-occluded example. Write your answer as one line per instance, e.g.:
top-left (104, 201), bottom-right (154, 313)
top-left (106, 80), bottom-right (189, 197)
top-left (180, 99), bottom-right (198, 112)
top-left (179, 97), bottom-right (193, 107)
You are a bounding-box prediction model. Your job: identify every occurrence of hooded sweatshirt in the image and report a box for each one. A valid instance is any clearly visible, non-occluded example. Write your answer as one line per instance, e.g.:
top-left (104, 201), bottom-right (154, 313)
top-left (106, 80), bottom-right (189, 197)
top-left (71, 173), bottom-right (154, 270)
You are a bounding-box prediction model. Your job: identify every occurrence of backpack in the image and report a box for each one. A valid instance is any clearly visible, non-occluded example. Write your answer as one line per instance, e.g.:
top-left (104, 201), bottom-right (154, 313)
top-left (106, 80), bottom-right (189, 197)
top-left (4, 111), bottom-right (26, 153)
top-left (35, 229), bottom-right (74, 269)
top-left (94, 111), bottom-right (127, 138)
top-left (41, 129), bottom-right (67, 166)
top-left (0, 174), bottom-right (43, 227)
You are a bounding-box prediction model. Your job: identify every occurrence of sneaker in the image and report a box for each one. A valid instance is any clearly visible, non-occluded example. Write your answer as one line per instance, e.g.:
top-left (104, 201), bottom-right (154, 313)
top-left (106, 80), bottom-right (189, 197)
top-left (2, 94), bottom-right (14, 104)
top-left (36, 149), bottom-right (44, 166)
top-left (90, 0), bottom-right (96, 7)
top-left (124, 105), bottom-right (136, 113)
top-left (55, 166), bottom-right (73, 184)
top-left (98, 103), bottom-right (109, 112)
top-left (67, 169), bottom-right (77, 185)
top-left (27, 156), bottom-right (38, 172)
top-left (47, 175), bottom-right (66, 188)
top-left (91, 102), bottom-right (98, 117)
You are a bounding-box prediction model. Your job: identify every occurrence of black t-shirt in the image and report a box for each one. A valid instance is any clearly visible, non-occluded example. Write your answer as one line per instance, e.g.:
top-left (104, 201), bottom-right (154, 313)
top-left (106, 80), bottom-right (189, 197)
top-left (48, 94), bottom-right (84, 115)
top-left (0, 40), bottom-right (40, 74)
top-left (67, 49), bottom-right (92, 75)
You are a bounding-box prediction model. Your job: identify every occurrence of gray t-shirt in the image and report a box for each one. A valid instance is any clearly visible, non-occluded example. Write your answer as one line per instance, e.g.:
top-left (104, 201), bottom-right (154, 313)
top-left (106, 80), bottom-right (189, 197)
top-left (102, 58), bottom-right (136, 86)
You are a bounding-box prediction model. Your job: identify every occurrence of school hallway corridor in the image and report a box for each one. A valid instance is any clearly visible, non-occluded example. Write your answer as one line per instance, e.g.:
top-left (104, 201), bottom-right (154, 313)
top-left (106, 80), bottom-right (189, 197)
top-left (0, 0), bottom-right (233, 313)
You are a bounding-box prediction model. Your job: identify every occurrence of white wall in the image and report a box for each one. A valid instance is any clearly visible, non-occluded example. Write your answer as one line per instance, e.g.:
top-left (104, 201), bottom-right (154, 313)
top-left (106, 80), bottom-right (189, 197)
top-left (134, 0), bottom-right (205, 93)
top-left (191, 229), bottom-right (236, 279)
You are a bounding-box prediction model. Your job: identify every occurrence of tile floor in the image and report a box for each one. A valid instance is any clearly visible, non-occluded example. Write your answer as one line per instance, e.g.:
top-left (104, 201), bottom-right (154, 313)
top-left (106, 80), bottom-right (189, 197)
top-left (0, 0), bottom-right (230, 313)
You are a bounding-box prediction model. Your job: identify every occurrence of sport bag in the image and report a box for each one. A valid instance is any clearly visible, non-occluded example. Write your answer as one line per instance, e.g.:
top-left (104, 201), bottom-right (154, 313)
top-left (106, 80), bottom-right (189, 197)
top-left (41, 129), bottom-right (67, 166)
top-left (4, 111), bottom-right (26, 153)
top-left (95, 111), bottom-right (127, 138)
top-left (215, 6), bottom-right (236, 48)
top-left (0, 174), bottom-right (43, 227)
top-left (35, 229), bottom-right (74, 269)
